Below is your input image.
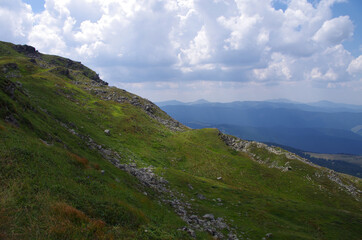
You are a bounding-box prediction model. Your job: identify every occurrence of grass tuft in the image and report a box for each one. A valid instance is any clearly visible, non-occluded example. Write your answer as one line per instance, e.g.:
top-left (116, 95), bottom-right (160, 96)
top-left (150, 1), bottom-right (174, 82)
top-left (50, 202), bottom-right (112, 239)
top-left (67, 152), bottom-right (89, 168)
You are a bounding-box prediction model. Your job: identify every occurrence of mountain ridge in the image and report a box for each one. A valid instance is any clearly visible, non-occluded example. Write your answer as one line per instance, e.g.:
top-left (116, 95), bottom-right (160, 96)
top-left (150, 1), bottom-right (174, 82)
top-left (1, 41), bottom-right (362, 239)
top-left (156, 99), bottom-right (362, 113)
top-left (158, 102), bottom-right (362, 156)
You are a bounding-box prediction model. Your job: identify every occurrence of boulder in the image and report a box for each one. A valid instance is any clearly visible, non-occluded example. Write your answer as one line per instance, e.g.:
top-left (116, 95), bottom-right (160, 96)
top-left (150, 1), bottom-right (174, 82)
top-left (197, 193), bottom-right (206, 200)
top-left (203, 213), bottom-right (215, 220)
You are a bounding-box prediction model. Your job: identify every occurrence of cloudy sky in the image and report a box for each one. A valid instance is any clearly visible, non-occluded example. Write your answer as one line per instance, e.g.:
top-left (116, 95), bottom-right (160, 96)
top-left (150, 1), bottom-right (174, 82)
top-left (1, 0), bottom-right (362, 104)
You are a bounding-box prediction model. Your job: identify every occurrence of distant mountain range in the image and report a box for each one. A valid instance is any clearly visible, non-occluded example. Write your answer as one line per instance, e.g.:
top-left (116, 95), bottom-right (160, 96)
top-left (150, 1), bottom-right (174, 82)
top-left (157, 99), bottom-right (362, 155)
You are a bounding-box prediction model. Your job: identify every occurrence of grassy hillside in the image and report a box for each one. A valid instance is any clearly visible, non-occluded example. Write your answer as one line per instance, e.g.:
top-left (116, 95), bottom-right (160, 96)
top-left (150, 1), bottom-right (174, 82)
top-left (1, 41), bottom-right (361, 240)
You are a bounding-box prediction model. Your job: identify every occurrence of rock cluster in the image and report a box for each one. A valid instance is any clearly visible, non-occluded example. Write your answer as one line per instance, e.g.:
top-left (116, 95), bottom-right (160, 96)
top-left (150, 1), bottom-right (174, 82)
top-left (219, 132), bottom-right (315, 168)
top-left (2, 63), bottom-right (18, 74)
top-left (326, 170), bottom-right (361, 200)
top-left (54, 120), bottom-right (237, 239)
top-left (82, 86), bottom-right (186, 131)
top-left (2, 62), bottom-right (22, 79)
top-left (219, 132), bottom-right (360, 200)
top-left (115, 163), bottom-right (238, 239)
top-left (13, 44), bottom-right (40, 58)
top-left (2, 78), bottom-right (26, 100)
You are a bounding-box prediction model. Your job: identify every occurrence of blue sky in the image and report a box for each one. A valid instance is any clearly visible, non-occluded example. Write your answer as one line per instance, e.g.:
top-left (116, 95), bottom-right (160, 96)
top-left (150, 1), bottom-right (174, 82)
top-left (1, 0), bottom-right (362, 104)
top-left (331, 0), bottom-right (362, 57)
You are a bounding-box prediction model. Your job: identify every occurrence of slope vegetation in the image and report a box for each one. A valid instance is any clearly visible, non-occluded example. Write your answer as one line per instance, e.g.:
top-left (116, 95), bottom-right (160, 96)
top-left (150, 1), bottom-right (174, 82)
top-left (1, 41), bottom-right (361, 240)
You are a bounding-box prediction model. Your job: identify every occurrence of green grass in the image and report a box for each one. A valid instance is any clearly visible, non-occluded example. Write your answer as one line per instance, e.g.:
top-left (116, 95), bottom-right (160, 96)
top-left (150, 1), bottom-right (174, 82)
top-left (1, 40), bottom-right (361, 239)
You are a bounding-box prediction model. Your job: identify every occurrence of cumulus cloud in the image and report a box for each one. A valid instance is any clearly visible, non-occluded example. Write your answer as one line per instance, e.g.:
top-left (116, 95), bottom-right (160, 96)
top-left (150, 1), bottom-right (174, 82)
top-left (313, 16), bottom-right (353, 45)
top-left (0, 0), bottom-right (33, 43)
top-left (0, 0), bottom-right (361, 103)
top-left (347, 55), bottom-right (362, 75)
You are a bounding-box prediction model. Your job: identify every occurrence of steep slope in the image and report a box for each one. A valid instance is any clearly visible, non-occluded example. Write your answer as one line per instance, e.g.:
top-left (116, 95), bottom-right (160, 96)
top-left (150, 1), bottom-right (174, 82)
top-left (1, 41), bottom-right (361, 240)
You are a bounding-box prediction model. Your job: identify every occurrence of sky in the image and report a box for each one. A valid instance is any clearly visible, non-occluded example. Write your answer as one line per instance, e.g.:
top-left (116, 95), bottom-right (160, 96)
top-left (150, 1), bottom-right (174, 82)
top-left (0, 0), bottom-right (362, 104)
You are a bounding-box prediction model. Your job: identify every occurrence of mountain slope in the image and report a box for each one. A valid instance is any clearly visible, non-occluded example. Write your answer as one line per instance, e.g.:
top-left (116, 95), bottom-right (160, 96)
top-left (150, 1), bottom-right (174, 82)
top-left (1, 41), bottom-right (362, 240)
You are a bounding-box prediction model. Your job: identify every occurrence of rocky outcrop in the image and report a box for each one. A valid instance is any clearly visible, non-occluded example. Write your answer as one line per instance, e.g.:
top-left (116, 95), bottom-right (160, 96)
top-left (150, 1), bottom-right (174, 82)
top-left (2, 63), bottom-right (18, 73)
top-left (326, 170), bottom-right (361, 199)
top-left (13, 44), bottom-right (40, 58)
top-left (219, 132), bottom-right (360, 200)
top-left (49, 57), bottom-right (108, 86)
top-left (1, 79), bottom-right (25, 100)
top-left (219, 132), bottom-right (316, 168)
top-left (2, 62), bottom-right (22, 79)
top-left (81, 86), bottom-right (186, 131)
top-left (49, 67), bottom-right (71, 78)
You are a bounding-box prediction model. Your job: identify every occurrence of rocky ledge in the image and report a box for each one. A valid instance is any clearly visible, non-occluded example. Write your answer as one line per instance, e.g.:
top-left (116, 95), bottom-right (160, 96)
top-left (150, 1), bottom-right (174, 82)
top-left (219, 132), bottom-right (361, 200)
top-left (79, 84), bottom-right (186, 132)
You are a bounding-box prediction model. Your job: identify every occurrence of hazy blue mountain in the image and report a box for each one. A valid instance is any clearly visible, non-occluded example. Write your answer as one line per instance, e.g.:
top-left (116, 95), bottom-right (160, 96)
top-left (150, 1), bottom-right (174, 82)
top-left (156, 100), bottom-right (185, 107)
top-left (158, 100), bottom-right (362, 155)
top-left (157, 100), bottom-right (362, 113)
top-left (156, 99), bottom-right (209, 107)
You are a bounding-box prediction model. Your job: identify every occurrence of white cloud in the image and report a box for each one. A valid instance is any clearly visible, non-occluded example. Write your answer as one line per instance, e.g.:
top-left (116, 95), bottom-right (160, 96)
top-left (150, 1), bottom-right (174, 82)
top-left (0, 0), bottom-right (33, 43)
top-left (0, 0), bottom-right (361, 103)
top-left (347, 55), bottom-right (362, 75)
top-left (313, 16), bottom-right (353, 45)
top-left (253, 52), bottom-right (293, 81)
top-left (218, 13), bottom-right (262, 50)
top-left (180, 26), bottom-right (212, 66)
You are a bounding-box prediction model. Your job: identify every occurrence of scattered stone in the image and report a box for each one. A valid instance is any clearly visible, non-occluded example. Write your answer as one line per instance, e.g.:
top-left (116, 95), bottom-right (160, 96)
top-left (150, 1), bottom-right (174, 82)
top-left (101, 170), bottom-right (105, 174)
top-left (4, 114), bottom-right (19, 127)
top-left (83, 85), bottom-right (186, 131)
top-left (57, 120), bottom-right (238, 239)
top-left (3, 80), bottom-right (16, 99)
top-left (104, 129), bottom-right (110, 135)
top-left (2, 63), bottom-right (18, 73)
top-left (15, 81), bottom-right (22, 88)
top-left (180, 227), bottom-right (196, 238)
top-left (265, 233), bottom-right (273, 238)
top-left (217, 177), bottom-right (222, 180)
top-left (145, 105), bottom-right (153, 113)
top-left (203, 214), bottom-right (215, 220)
top-left (188, 183), bottom-right (194, 190)
top-left (219, 132), bottom-right (360, 200)
top-left (197, 193), bottom-right (206, 200)
top-left (40, 139), bottom-right (52, 146)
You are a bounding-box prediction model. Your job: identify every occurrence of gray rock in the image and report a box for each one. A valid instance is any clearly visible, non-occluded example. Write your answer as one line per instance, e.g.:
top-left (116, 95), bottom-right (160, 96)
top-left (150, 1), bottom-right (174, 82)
top-left (104, 129), bottom-right (110, 135)
top-left (5, 114), bottom-right (19, 127)
top-left (3, 80), bottom-right (16, 99)
top-left (180, 227), bottom-right (196, 238)
top-left (197, 193), bottom-right (206, 200)
top-left (203, 213), bottom-right (215, 220)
